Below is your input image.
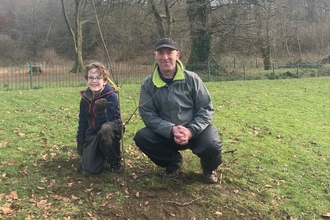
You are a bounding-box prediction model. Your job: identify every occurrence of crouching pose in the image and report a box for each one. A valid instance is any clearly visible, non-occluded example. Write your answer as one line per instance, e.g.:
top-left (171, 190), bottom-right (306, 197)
top-left (76, 61), bottom-right (123, 175)
top-left (134, 38), bottom-right (223, 183)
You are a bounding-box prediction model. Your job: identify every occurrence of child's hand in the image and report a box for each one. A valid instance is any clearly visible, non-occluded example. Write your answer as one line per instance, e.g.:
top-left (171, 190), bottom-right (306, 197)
top-left (95, 98), bottom-right (112, 113)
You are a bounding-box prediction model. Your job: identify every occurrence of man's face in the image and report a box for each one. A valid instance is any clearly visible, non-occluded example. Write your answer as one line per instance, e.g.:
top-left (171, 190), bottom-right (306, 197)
top-left (154, 48), bottom-right (180, 75)
top-left (87, 68), bottom-right (107, 92)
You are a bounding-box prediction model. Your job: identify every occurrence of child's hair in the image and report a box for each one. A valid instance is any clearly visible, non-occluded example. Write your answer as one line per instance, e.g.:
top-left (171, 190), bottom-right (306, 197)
top-left (84, 61), bottom-right (110, 80)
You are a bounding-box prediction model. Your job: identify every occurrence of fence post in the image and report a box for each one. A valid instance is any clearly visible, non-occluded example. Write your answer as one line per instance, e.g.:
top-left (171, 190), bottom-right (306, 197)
top-left (317, 63), bottom-right (320, 77)
top-left (234, 57), bottom-right (236, 69)
top-left (296, 64), bottom-right (299, 78)
top-left (29, 61), bottom-right (33, 89)
top-left (207, 61), bottom-right (211, 82)
top-left (243, 63), bottom-right (246, 80)
top-left (272, 63), bottom-right (275, 79)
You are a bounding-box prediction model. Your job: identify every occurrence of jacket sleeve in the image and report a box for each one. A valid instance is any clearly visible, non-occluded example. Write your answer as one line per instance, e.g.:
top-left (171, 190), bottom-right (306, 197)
top-left (139, 77), bottom-right (175, 139)
top-left (105, 91), bottom-right (122, 125)
top-left (187, 76), bottom-right (214, 138)
top-left (76, 99), bottom-right (88, 141)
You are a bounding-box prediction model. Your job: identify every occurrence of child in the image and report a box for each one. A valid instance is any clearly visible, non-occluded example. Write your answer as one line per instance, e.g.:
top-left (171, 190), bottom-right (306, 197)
top-left (76, 61), bottom-right (123, 175)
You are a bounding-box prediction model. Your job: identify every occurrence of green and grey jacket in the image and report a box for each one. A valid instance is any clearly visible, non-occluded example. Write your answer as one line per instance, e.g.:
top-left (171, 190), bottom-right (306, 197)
top-left (138, 60), bottom-right (214, 139)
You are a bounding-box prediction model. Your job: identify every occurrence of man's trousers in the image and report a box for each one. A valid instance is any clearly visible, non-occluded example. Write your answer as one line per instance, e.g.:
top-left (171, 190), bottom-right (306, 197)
top-left (134, 125), bottom-right (223, 172)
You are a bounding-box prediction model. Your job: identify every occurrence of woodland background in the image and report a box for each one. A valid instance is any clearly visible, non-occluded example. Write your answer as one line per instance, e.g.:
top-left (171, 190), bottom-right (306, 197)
top-left (0, 0), bottom-right (330, 72)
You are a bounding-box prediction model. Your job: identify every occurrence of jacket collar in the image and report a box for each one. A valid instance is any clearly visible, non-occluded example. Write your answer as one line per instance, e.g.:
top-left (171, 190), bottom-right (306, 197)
top-left (152, 60), bottom-right (185, 88)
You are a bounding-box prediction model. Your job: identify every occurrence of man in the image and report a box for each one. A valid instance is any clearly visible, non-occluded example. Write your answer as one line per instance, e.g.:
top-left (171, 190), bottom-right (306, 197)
top-left (134, 38), bottom-right (223, 183)
top-left (76, 61), bottom-right (123, 175)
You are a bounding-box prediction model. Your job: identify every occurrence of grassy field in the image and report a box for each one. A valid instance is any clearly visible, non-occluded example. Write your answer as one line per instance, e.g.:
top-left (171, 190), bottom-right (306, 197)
top-left (0, 77), bottom-right (329, 219)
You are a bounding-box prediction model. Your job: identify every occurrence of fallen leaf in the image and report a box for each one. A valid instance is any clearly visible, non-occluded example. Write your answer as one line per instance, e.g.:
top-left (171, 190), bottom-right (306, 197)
top-left (100, 202), bottom-right (108, 207)
top-left (20, 170), bottom-right (29, 176)
top-left (53, 195), bottom-right (62, 200)
top-left (84, 188), bottom-right (93, 193)
top-left (132, 173), bottom-right (138, 180)
top-left (0, 142), bottom-right (8, 148)
top-left (125, 189), bottom-right (129, 196)
top-left (215, 211), bottom-right (222, 216)
top-left (0, 205), bottom-right (13, 215)
top-left (49, 179), bottom-right (56, 187)
top-left (40, 154), bottom-right (47, 160)
top-left (321, 213), bottom-right (330, 217)
top-left (71, 195), bottom-right (78, 201)
top-left (7, 191), bottom-right (18, 200)
top-left (36, 199), bottom-right (48, 209)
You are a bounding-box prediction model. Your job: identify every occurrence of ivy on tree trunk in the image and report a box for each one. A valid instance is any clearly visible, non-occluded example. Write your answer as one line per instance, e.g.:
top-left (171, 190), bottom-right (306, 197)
top-left (186, 0), bottom-right (224, 76)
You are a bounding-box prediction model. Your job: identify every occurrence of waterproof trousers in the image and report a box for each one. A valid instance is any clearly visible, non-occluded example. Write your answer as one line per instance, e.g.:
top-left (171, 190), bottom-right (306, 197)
top-left (134, 125), bottom-right (223, 172)
top-left (79, 122), bottom-right (122, 175)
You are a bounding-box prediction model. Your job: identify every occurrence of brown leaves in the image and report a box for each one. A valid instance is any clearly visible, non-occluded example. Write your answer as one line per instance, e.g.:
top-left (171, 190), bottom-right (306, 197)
top-left (321, 213), bottom-right (330, 218)
top-left (36, 199), bottom-right (52, 210)
top-left (0, 203), bottom-right (13, 215)
top-left (13, 129), bottom-right (25, 137)
top-left (0, 141), bottom-right (8, 148)
top-left (0, 191), bottom-right (19, 217)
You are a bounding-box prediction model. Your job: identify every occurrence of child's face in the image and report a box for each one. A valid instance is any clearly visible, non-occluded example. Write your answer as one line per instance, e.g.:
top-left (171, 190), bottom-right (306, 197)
top-left (87, 68), bottom-right (107, 93)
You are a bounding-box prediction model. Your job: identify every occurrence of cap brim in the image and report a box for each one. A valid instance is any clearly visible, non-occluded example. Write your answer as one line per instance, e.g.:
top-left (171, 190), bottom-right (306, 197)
top-left (155, 44), bottom-right (177, 51)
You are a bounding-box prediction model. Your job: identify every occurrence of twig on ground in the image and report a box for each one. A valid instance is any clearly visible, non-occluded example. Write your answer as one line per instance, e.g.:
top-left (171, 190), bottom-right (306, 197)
top-left (165, 195), bottom-right (204, 206)
top-left (223, 149), bottom-right (237, 154)
top-left (219, 173), bottom-right (223, 185)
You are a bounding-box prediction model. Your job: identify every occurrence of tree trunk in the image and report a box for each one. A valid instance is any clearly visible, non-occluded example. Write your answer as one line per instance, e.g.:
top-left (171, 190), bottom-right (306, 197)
top-left (150, 0), bottom-right (165, 37)
top-left (186, 0), bottom-right (225, 75)
top-left (261, 45), bottom-right (271, 70)
top-left (60, 0), bottom-right (85, 73)
top-left (163, 0), bottom-right (172, 37)
top-left (186, 0), bottom-right (212, 65)
top-left (254, 1), bottom-right (272, 71)
top-left (150, 0), bottom-right (173, 38)
top-left (71, 0), bottom-right (84, 73)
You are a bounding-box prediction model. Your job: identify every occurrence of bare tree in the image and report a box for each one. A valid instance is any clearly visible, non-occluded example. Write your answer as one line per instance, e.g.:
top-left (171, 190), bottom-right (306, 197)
top-left (253, 0), bottom-right (275, 70)
top-left (60, 0), bottom-right (88, 72)
top-left (148, 0), bottom-right (176, 38)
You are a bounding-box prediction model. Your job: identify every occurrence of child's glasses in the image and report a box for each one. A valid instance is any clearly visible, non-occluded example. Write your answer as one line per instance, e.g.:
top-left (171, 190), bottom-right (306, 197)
top-left (87, 76), bottom-right (104, 81)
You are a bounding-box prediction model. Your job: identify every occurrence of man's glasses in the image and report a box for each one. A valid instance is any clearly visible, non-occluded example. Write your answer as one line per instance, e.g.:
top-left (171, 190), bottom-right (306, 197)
top-left (87, 76), bottom-right (104, 82)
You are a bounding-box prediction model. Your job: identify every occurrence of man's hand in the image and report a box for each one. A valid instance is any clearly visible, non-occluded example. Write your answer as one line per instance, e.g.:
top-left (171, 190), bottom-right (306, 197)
top-left (172, 125), bottom-right (192, 145)
top-left (95, 98), bottom-right (112, 113)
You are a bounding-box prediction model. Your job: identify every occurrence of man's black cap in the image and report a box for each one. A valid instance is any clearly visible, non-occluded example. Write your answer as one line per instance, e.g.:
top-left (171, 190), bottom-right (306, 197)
top-left (154, 38), bottom-right (178, 51)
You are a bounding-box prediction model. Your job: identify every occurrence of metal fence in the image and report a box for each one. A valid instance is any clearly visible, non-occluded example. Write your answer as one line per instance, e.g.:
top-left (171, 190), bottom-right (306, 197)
top-left (0, 62), bottom-right (329, 91)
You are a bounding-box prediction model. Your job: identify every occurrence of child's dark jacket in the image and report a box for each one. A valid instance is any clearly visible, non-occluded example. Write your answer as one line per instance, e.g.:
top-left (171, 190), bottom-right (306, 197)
top-left (76, 84), bottom-right (121, 142)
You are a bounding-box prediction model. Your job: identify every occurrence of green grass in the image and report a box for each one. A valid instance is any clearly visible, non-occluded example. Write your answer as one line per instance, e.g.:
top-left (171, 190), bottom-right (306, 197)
top-left (0, 78), bottom-right (329, 219)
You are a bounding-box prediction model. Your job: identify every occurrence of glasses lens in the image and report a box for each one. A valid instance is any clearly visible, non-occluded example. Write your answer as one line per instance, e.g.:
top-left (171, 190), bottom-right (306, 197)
top-left (88, 76), bottom-right (103, 81)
